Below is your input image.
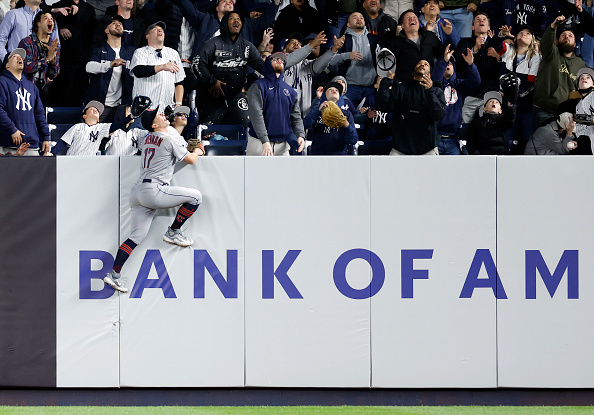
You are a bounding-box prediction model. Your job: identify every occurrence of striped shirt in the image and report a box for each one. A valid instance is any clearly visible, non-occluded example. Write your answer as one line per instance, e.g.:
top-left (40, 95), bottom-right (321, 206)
top-left (62, 122), bottom-right (111, 156)
top-left (130, 46), bottom-right (186, 110)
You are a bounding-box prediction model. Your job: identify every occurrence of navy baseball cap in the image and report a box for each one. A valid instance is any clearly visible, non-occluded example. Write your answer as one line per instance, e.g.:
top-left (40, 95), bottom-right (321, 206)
top-left (145, 21), bottom-right (166, 36)
top-left (141, 107), bottom-right (159, 131)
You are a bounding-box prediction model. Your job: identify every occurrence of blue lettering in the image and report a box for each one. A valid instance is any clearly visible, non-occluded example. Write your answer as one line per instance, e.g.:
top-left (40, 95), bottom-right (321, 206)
top-left (194, 250), bottom-right (238, 298)
top-left (401, 250), bottom-right (432, 298)
top-left (333, 249), bottom-right (385, 299)
top-left (129, 250), bottom-right (177, 298)
top-left (526, 250), bottom-right (579, 299)
top-left (79, 250), bottom-right (115, 299)
top-left (460, 249), bottom-right (507, 299)
top-left (262, 250), bottom-right (303, 299)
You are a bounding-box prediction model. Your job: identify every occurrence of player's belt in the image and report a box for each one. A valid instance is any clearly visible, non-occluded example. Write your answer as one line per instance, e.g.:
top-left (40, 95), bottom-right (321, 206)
top-left (142, 179), bottom-right (169, 186)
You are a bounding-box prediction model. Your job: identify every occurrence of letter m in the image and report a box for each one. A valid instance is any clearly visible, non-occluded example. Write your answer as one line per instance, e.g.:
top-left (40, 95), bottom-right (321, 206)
top-left (526, 250), bottom-right (579, 299)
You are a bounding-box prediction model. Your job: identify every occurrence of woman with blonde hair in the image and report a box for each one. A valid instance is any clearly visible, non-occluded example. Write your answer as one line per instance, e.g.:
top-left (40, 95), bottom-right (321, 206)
top-left (500, 24), bottom-right (541, 154)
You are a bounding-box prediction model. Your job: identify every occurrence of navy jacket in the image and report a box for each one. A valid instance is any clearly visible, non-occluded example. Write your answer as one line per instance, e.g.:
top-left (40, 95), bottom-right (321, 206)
top-left (304, 97), bottom-right (357, 155)
top-left (0, 70), bottom-right (49, 149)
top-left (86, 42), bottom-right (135, 106)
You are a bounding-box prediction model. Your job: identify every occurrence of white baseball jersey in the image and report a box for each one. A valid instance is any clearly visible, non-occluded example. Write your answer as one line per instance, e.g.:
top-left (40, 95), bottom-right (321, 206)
top-left (137, 130), bottom-right (189, 185)
top-left (105, 127), bottom-right (147, 156)
top-left (62, 122), bottom-right (112, 156)
top-left (130, 46), bottom-right (186, 110)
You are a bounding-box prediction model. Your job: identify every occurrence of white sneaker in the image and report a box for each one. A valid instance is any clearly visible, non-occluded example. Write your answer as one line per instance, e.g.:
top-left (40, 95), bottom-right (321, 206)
top-left (163, 226), bottom-right (194, 247)
top-left (104, 269), bottom-right (128, 293)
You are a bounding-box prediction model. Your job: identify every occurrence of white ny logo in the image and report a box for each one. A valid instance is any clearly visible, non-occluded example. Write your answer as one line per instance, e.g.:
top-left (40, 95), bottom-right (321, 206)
top-left (517, 11), bottom-right (527, 26)
top-left (375, 111), bottom-right (387, 124)
top-left (15, 87), bottom-right (32, 111)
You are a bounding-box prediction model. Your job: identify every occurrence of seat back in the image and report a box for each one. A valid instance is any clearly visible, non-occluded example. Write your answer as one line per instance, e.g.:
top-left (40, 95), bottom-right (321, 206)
top-left (46, 107), bottom-right (83, 125)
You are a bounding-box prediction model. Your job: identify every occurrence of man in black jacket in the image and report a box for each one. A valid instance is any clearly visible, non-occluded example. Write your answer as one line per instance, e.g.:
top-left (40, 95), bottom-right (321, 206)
top-left (454, 12), bottom-right (505, 124)
top-left (384, 9), bottom-right (443, 83)
top-left (192, 11), bottom-right (264, 125)
top-left (375, 59), bottom-right (446, 155)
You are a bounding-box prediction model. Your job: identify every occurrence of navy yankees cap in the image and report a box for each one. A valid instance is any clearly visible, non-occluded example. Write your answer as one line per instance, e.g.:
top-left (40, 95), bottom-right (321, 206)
top-left (145, 21), bottom-right (166, 36)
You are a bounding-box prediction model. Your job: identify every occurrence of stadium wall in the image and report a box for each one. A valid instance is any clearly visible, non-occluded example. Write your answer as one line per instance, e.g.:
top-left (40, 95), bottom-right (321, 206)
top-left (0, 156), bottom-right (591, 388)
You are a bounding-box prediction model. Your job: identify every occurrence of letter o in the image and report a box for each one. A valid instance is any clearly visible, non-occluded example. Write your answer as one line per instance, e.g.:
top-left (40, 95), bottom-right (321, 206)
top-left (333, 249), bottom-right (385, 299)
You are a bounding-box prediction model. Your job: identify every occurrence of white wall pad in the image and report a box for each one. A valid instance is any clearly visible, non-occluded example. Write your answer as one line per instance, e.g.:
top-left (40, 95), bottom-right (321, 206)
top-left (371, 156), bottom-right (498, 388)
top-left (244, 157), bottom-right (371, 387)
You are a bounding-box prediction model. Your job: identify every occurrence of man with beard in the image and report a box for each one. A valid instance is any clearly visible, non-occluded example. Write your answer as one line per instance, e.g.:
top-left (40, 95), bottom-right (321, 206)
top-left (193, 11), bottom-right (264, 126)
top-left (375, 59), bottom-right (446, 155)
top-left (246, 52), bottom-right (306, 156)
top-left (282, 31), bottom-right (344, 117)
top-left (533, 15), bottom-right (585, 127)
top-left (86, 16), bottom-right (135, 122)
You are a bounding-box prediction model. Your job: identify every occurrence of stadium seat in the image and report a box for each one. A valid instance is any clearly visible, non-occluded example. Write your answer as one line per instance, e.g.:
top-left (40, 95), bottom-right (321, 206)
top-left (49, 123), bottom-right (73, 142)
top-left (204, 144), bottom-right (245, 156)
top-left (356, 139), bottom-right (393, 155)
top-left (200, 124), bottom-right (246, 141)
top-left (46, 107), bottom-right (83, 125)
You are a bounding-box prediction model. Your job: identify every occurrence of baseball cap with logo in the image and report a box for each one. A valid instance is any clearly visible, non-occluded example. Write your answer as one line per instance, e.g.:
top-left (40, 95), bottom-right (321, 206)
top-left (376, 48), bottom-right (396, 78)
top-left (141, 107), bottom-right (159, 131)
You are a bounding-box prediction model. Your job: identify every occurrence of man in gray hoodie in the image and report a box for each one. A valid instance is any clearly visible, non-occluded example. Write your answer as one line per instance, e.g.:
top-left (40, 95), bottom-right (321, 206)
top-left (330, 12), bottom-right (379, 104)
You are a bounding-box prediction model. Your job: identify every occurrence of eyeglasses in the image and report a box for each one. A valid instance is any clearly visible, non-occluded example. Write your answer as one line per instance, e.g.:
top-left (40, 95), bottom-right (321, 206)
top-left (175, 113), bottom-right (188, 118)
top-left (271, 57), bottom-right (284, 63)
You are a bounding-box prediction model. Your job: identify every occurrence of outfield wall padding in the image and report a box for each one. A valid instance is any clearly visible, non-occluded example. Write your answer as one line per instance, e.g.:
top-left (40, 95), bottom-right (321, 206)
top-left (0, 156), bottom-right (591, 388)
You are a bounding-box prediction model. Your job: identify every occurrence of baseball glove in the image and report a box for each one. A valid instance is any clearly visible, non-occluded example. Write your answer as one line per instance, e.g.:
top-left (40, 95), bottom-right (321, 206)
top-left (187, 139), bottom-right (205, 154)
top-left (322, 101), bottom-right (348, 129)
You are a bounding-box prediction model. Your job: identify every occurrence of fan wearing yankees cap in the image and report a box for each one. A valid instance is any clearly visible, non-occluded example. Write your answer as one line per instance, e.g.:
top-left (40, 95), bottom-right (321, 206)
top-left (129, 21), bottom-right (185, 113)
top-left (246, 52), bottom-right (306, 156)
top-left (0, 48), bottom-right (51, 156)
top-left (50, 100), bottom-right (131, 155)
top-left (466, 91), bottom-right (516, 155)
top-left (303, 81), bottom-right (357, 155)
top-left (104, 107), bottom-right (204, 294)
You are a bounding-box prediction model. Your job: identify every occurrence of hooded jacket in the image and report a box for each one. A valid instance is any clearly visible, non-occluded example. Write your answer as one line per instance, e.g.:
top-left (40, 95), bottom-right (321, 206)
top-left (195, 12), bottom-right (263, 100)
top-left (432, 59), bottom-right (480, 136)
top-left (0, 69), bottom-right (49, 149)
top-left (247, 55), bottom-right (305, 147)
top-left (467, 103), bottom-right (516, 155)
top-left (304, 96), bottom-right (357, 155)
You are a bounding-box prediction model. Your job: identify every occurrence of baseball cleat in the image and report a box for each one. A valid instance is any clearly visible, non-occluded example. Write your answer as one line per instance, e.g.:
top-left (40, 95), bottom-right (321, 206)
top-left (163, 226), bottom-right (194, 247)
top-left (104, 269), bottom-right (128, 293)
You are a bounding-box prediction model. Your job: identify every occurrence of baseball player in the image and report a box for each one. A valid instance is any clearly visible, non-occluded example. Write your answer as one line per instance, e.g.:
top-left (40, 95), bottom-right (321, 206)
top-left (129, 21), bottom-right (185, 111)
top-left (104, 107), bottom-right (205, 293)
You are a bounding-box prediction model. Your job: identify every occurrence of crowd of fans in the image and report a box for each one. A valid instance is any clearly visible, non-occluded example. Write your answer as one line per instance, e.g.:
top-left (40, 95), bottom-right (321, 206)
top-left (0, 0), bottom-right (593, 156)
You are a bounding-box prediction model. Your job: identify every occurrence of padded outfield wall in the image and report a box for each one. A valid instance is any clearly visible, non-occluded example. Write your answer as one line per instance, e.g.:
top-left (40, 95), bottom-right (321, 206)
top-left (0, 156), bottom-right (591, 388)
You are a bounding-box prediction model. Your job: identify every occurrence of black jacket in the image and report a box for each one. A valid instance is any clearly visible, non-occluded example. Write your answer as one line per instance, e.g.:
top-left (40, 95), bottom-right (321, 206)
top-left (375, 77), bottom-right (446, 154)
top-left (454, 35), bottom-right (504, 98)
top-left (385, 29), bottom-right (443, 83)
top-left (467, 104), bottom-right (516, 155)
top-left (195, 12), bottom-right (264, 100)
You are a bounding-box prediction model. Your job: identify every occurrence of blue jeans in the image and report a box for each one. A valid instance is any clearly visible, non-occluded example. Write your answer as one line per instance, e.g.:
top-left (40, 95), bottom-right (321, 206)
top-left (328, 13), bottom-right (350, 48)
top-left (506, 110), bottom-right (534, 155)
top-left (438, 137), bottom-right (461, 155)
top-left (439, 8), bottom-right (473, 38)
top-left (345, 85), bottom-right (375, 106)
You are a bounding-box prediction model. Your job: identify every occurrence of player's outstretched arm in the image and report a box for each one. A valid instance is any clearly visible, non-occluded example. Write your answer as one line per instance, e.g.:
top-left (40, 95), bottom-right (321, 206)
top-left (183, 147), bottom-right (204, 165)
